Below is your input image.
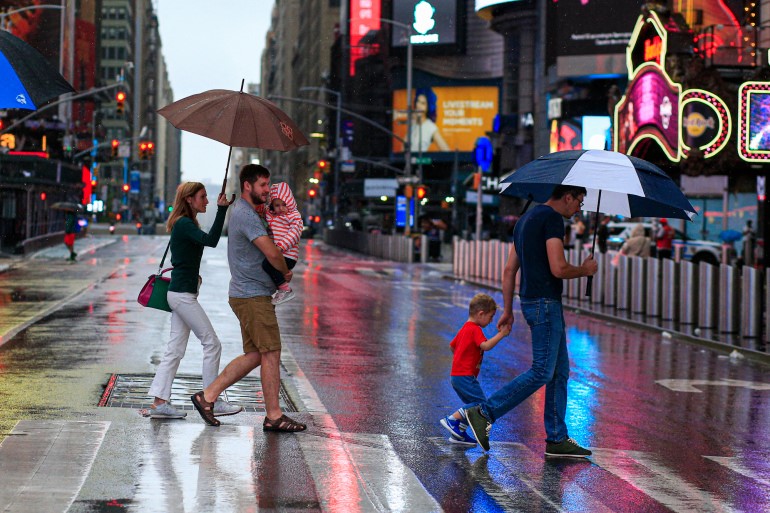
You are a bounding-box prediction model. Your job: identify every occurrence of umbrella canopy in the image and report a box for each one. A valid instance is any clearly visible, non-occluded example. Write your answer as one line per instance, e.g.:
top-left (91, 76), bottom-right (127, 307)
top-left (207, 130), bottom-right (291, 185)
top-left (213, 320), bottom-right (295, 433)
top-left (719, 229), bottom-right (742, 243)
top-left (157, 89), bottom-right (309, 151)
top-left (50, 202), bottom-right (84, 213)
top-left (500, 150), bottom-right (696, 220)
top-left (0, 30), bottom-right (75, 110)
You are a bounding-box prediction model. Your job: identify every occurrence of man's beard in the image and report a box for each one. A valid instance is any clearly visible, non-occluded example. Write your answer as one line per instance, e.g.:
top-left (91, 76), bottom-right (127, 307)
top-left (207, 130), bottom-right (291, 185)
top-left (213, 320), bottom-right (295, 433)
top-left (249, 190), bottom-right (267, 205)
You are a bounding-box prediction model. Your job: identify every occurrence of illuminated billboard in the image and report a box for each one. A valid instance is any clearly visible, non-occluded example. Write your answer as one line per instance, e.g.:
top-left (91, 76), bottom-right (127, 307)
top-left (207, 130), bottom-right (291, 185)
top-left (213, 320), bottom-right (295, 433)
top-left (350, 0), bottom-right (382, 75)
top-left (392, 86), bottom-right (499, 153)
top-left (738, 82), bottom-right (770, 162)
top-left (391, 0), bottom-right (459, 48)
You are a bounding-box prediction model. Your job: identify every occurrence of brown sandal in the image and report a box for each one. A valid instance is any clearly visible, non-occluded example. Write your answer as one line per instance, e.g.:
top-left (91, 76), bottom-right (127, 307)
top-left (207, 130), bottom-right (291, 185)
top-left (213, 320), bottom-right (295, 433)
top-left (191, 392), bottom-right (220, 427)
top-left (263, 414), bottom-right (306, 432)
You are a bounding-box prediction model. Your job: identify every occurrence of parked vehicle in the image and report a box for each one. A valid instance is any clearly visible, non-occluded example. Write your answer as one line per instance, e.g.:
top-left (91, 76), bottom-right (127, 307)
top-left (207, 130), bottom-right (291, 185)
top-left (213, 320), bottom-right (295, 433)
top-left (606, 222), bottom-right (722, 265)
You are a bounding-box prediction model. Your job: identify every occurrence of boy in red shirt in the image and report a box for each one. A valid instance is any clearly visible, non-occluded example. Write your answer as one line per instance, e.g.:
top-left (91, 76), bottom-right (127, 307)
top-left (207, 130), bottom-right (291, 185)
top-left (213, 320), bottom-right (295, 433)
top-left (440, 293), bottom-right (510, 445)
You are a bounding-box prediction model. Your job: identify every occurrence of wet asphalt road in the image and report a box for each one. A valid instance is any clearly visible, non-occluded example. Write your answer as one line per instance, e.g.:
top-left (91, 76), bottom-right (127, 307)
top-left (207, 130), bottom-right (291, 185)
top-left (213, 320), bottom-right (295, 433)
top-left (0, 234), bottom-right (769, 512)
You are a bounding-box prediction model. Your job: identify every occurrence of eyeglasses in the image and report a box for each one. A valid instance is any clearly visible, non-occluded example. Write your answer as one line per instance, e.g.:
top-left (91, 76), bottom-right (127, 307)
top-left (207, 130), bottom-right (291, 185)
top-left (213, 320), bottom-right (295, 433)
top-left (570, 196), bottom-right (584, 208)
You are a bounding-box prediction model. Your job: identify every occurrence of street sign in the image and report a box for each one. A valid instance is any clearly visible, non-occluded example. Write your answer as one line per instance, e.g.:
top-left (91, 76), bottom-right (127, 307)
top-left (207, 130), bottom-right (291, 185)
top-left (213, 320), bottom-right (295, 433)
top-left (411, 156), bottom-right (432, 165)
top-left (396, 176), bottom-right (419, 185)
top-left (341, 161), bottom-right (355, 172)
top-left (364, 178), bottom-right (398, 198)
top-left (118, 145), bottom-right (130, 158)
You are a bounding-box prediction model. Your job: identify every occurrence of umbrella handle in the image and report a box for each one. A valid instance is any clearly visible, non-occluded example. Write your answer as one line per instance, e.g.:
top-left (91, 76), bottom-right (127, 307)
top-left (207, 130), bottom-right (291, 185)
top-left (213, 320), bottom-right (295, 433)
top-left (585, 276), bottom-right (593, 297)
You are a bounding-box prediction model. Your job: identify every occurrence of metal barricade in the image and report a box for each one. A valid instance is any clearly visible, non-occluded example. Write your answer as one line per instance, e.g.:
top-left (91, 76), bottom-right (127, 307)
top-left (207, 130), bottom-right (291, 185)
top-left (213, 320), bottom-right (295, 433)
top-left (630, 256), bottom-right (646, 315)
top-left (679, 261), bottom-right (698, 327)
top-left (698, 262), bottom-right (718, 330)
top-left (742, 266), bottom-right (761, 344)
top-left (646, 257), bottom-right (661, 318)
top-left (616, 254), bottom-right (631, 311)
top-left (718, 264), bottom-right (739, 334)
top-left (660, 259), bottom-right (677, 322)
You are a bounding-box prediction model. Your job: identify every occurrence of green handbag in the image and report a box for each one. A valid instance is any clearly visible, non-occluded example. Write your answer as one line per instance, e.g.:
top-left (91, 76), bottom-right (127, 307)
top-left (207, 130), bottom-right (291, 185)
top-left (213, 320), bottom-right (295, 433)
top-left (137, 239), bottom-right (173, 312)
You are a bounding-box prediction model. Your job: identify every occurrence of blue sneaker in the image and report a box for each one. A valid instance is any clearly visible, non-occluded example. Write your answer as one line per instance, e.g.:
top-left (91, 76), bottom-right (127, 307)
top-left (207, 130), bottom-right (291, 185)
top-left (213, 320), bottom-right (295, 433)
top-left (440, 415), bottom-right (464, 441)
top-left (448, 429), bottom-right (477, 446)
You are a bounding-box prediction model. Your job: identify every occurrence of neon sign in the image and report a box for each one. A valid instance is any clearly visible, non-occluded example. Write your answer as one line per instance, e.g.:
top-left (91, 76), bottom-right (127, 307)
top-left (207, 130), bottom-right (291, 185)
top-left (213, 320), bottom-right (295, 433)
top-left (738, 82), bottom-right (770, 162)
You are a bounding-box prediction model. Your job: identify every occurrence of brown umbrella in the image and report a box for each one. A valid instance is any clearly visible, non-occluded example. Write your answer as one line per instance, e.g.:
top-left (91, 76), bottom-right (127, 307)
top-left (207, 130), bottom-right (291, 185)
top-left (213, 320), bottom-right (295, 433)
top-left (157, 80), bottom-right (309, 192)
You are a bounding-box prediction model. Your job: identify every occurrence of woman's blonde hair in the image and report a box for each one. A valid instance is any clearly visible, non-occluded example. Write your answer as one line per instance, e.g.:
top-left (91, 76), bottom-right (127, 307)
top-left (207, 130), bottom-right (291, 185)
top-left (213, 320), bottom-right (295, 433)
top-left (166, 182), bottom-right (205, 232)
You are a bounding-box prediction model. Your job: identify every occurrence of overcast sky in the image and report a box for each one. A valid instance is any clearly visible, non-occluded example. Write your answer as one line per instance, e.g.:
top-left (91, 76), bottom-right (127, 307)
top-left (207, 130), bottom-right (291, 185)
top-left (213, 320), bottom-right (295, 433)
top-left (155, 1), bottom-right (273, 186)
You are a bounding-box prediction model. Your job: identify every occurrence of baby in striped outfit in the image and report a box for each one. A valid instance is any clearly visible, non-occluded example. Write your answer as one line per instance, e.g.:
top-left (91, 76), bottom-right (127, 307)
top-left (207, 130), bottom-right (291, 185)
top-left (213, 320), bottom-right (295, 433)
top-left (262, 182), bottom-right (304, 305)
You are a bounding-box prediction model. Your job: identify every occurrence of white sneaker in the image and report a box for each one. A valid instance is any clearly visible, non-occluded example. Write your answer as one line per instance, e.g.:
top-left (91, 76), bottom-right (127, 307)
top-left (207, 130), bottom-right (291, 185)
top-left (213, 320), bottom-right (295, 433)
top-left (213, 399), bottom-right (243, 417)
top-left (271, 289), bottom-right (295, 305)
top-left (149, 402), bottom-right (187, 419)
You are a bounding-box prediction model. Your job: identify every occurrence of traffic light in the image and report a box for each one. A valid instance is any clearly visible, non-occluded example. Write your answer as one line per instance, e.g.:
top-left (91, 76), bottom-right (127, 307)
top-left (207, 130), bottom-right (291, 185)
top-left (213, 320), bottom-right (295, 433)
top-left (147, 141), bottom-right (154, 157)
top-left (318, 160), bottom-right (329, 172)
top-left (40, 192), bottom-right (47, 201)
top-left (139, 141), bottom-right (148, 159)
top-left (308, 187), bottom-right (318, 199)
top-left (404, 184), bottom-right (413, 198)
top-left (111, 139), bottom-right (119, 158)
top-left (122, 183), bottom-right (130, 193)
top-left (116, 91), bottom-right (126, 115)
top-left (416, 185), bottom-right (428, 200)
top-left (91, 178), bottom-right (97, 187)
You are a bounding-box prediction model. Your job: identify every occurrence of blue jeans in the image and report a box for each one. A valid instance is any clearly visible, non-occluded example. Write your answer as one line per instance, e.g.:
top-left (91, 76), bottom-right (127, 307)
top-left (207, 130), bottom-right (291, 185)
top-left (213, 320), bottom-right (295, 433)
top-left (470, 298), bottom-right (570, 443)
top-left (451, 375), bottom-right (487, 407)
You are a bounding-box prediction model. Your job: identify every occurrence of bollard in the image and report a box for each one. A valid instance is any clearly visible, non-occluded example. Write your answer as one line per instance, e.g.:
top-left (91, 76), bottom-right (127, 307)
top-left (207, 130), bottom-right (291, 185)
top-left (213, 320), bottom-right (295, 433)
top-left (660, 259), bottom-right (677, 321)
top-left (646, 257), bottom-right (661, 318)
top-left (616, 254), bottom-right (631, 311)
top-left (674, 245), bottom-right (684, 263)
top-left (604, 254), bottom-right (617, 308)
top-left (698, 262), bottom-right (718, 330)
top-left (679, 261), bottom-right (698, 326)
top-left (631, 256), bottom-right (646, 312)
top-left (591, 252), bottom-right (605, 304)
top-left (453, 236), bottom-right (460, 276)
top-left (718, 264), bottom-right (739, 334)
top-left (420, 235), bottom-right (428, 263)
top-left (741, 267), bottom-right (760, 345)
top-left (569, 249), bottom-right (581, 299)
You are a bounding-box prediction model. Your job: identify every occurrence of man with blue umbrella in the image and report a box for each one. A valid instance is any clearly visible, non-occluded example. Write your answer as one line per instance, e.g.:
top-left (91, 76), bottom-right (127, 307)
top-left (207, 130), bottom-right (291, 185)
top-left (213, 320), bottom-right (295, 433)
top-left (462, 185), bottom-right (598, 457)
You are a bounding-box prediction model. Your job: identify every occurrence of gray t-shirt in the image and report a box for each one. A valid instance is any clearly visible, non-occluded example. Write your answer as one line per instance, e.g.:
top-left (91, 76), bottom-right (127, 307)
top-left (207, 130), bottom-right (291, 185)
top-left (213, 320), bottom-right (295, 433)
top-left (228, 198), bottom-right (275, 298)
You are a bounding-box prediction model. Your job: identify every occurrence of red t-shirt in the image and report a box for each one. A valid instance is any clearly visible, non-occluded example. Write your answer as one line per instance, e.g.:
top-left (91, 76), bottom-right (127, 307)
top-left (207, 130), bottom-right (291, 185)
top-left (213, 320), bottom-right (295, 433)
top-left (450, 322), bottom-right (487, 377)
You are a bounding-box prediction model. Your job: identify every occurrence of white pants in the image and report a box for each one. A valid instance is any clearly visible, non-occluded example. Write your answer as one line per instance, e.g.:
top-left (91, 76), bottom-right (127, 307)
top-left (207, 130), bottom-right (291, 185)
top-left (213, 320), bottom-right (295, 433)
top-left (148, 290), bottom-right (222, 401)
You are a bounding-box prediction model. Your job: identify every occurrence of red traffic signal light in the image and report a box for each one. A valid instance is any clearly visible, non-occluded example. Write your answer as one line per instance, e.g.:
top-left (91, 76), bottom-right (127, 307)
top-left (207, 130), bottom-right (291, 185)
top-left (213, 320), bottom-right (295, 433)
top-left (318, 160), bottom-right (328, 170)
top-left (116, 91), bottom-right (126, 114)
top-left (122, 183), bottom-right (130, 192)
top-left (147, 142), bottom-right (154, 156)
top-left (91, 179), bottom-right (97, 187)
top-left (40, 192), bottom-right (47, 201)
top-left (416, 186), bottom-right (428, 200)
top-left (308, 188), bottom-right (317, 198)
top-left (111, 139), bottom-right (119, 158)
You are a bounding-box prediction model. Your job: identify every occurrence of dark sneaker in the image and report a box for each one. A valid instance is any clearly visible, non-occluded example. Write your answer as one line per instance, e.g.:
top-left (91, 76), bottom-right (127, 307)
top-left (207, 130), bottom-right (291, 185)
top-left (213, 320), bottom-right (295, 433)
top-left (464, 406), bottom-right (491, 452)
top-left (440, 415), bottom-right (464, 441)
top-left (545, 437), bottom-right (592, 458)
top-left (447, 429), bottom-right (477, 447)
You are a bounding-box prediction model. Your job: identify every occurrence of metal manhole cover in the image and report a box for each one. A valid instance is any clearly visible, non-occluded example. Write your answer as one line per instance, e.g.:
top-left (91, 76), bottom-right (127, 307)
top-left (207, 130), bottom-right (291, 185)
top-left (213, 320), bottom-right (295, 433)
top-left (98, 373), bottom-right (297, 413)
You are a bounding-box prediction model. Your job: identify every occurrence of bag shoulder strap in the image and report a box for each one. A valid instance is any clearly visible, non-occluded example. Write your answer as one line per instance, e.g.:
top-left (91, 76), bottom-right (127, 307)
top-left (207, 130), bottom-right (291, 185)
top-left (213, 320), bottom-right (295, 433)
top-left (158, 235), bottom-right (171, 273)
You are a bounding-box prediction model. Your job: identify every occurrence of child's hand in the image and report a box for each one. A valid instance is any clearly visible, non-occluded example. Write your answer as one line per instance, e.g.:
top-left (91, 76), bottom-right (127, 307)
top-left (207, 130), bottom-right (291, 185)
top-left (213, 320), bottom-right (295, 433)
top-left (499, 324), bottom-right (511, 337)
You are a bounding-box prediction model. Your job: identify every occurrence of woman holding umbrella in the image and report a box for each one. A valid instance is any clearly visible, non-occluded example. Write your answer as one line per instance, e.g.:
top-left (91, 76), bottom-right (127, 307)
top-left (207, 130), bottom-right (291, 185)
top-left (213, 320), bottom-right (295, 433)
top-left (146, 183), bottom-right (241, 419)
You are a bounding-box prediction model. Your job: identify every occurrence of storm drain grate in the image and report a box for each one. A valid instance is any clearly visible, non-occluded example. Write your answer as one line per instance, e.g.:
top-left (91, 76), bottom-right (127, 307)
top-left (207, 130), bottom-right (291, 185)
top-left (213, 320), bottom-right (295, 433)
top-left (98, 373), bottom-right (297, 413)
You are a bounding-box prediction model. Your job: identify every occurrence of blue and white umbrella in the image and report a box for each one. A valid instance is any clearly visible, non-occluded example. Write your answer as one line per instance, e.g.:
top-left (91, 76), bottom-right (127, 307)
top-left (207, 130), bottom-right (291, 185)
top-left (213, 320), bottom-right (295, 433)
top-left (500, 150), bottom-right (696, 220)
top-left (0, 30), bottom-right (75, 110)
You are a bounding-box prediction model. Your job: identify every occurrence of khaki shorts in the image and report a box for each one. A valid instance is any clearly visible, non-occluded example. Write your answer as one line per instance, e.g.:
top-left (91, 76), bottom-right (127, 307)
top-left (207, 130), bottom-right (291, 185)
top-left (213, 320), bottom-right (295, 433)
top-left (228, 296), bottom-right (281, 353)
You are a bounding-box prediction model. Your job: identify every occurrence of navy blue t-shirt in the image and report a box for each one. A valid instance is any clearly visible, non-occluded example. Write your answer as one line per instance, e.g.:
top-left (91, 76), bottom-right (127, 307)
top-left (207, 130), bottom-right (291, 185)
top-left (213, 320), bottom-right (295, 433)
top-left (513, 204), bottom-right (565, 300)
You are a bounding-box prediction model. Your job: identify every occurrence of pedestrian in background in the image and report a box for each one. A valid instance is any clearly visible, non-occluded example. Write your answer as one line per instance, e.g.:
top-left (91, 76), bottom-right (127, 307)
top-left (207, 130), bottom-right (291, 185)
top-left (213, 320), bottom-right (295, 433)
top-left (191, 164), bottom-right (306, 432)
top-left (572, 215), bottom-right (587, 248)
top-left (597, 215), bottom-right (611, 254)
top-left (440, 293), bottom-right (510, 446)
top-left (259, 182), bottom-right (303, 305)
top-left (655, 218), bottom-right (674, 259)
top-left (463, 185), bottom-right (597, 457)
top-left (612, 223), bottom-right (650, 266)
top-left (147, 182), bottom-right (242, 419)
top-left (64, 211), bottom-right (78, 261)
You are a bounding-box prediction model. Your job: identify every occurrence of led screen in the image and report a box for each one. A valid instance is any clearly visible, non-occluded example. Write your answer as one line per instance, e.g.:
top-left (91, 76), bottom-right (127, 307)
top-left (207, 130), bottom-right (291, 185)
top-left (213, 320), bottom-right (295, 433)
top-left (392, 86), bottom-right (499, 153)
top-left (554, 0), bottom-right (645, 57)
top-left (748, 92), bottom-right (770, 152)
top-left (582, 116), bottom-right (611, 150)
top-left (392, 0), bottom-right (458, 47)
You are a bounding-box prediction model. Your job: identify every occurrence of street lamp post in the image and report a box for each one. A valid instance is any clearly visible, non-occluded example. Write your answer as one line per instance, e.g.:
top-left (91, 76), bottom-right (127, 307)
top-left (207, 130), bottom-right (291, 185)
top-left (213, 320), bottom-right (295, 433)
top-left (300, 86), bottom-right (342, 225)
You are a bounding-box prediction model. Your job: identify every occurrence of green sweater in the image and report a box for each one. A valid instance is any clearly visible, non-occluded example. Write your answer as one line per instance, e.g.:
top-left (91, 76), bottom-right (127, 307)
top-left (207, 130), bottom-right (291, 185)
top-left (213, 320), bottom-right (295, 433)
top-left (168, 206), bottom-right (227, 293)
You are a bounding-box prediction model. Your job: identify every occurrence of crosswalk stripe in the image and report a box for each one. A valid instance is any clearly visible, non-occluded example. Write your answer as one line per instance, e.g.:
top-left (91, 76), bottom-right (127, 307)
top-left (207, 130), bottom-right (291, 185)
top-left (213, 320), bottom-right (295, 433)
top-left (591, 448), bottom-right (738, 513)
top-left (0, 420), bottom-right (110, 513)
top-left (704, 456), bottom-right (770, 488)
top-left (302, 430), bottom-right (442, 512)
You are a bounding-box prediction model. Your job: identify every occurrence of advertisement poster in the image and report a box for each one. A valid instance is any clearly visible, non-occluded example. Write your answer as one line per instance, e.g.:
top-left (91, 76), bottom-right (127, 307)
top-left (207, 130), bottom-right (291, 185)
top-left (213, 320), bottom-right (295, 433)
top-left (553, 0), bottom-right (645, 57)
top-left (391, 0), bottom-right (458, 47)
top-left (392, 86), bottom-right (499, 153)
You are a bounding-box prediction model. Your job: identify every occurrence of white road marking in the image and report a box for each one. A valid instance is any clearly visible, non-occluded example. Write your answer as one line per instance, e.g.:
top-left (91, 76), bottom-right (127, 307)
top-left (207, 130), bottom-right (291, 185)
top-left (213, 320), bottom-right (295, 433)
top-left (704, 456), bottom-right (770, 488)
top-left (591, 448), bottom-right (739, 513)
top-left (655, 379), bottom-right (770, 393)
top-left (0, 420), bottom-right (110, 513)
